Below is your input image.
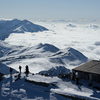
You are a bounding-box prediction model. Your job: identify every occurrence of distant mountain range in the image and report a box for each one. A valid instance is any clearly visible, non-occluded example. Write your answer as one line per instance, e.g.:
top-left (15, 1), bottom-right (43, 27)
top-left (0, 19), bottom-right (48, 40)
top-left (0, 41), bottom-right (88, 65)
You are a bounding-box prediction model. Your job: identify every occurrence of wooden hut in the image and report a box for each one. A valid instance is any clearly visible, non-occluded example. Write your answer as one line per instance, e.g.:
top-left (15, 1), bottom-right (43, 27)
top-left (72, 60), bottom-right (100, 84)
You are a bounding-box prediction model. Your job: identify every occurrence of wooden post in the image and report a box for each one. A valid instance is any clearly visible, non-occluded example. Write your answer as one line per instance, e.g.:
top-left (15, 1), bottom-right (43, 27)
top-left (0, 62), bottom-right (2, 68)
top-left (71, 70), bottom-right (75, 80)
top-left (98, 75), bottom-right (99, 82)
top-left (89, 74), bottom-right (92, 86)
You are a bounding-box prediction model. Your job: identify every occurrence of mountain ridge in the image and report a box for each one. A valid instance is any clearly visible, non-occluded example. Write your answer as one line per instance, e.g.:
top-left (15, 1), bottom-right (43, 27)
top-left (0, 41), bottom-right (88, 68)
top-left (0, 19), bottom-right (48, 40)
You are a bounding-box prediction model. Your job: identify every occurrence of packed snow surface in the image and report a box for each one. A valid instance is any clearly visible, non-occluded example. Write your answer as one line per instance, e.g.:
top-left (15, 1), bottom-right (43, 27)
top-left (0, 74), bottom-right (70, 100)
top-left (0, 72), bottom-right (100, 100)
top-left (27, 74), bottom-right (100, 100)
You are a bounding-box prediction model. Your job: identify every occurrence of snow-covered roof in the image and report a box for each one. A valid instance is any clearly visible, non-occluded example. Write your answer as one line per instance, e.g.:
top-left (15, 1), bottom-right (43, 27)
top-left (73, 60), bottom-right (100, 75)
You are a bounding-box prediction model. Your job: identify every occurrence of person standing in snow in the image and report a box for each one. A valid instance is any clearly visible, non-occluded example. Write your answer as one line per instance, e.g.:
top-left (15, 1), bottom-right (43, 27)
top-left (25, 65), bottom-right (29, 74)
top-left (19, 65), bottom-right (22, 73)
top-left (0, 72), bottom-right (3, 81)
top-left (10, 67), bottom-right (13, 75)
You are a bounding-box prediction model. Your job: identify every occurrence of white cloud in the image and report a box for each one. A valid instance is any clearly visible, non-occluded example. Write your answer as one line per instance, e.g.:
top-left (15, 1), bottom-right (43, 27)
top-left (94, 41), bottom-right (100, 46)
top-left (3, 21), bottom-right (100, 72)
top-left (0, 18), bottom-right (13, 21)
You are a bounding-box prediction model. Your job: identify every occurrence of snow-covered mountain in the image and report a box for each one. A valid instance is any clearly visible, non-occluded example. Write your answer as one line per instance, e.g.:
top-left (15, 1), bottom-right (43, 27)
top-left (39, 66), bottom-right (70, 76)
top-left (86, 24), bottom-right (100, 29)
top-left (0, 42), bottom-right (87, 62)
top-left (0, 41), bottom-right (88, 73)
top-left (0, 40), bottom-right (22, 57)
top-left (36, 43), bottom-right (59, 53)
top-left (51, 47), bottom-right (88, 64)
top-left (67, 23), bottom-right (76, 28)
top-left (0, 20), bottom-right (100, 100)
top-left (0, 19), bottom-right (48, 40)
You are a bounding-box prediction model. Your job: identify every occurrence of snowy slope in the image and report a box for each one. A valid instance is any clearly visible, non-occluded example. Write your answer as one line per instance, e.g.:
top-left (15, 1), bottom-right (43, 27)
top-left (0, 63), bottom-right (17, 75)
top-left (0, 40), bottom-right (19, 57)
top-left (0, 19), bottom-right (48, 40)
top-left (0, 73), bottom-right (71, 100)
top-left (26, 74), bottom-right (100, 100)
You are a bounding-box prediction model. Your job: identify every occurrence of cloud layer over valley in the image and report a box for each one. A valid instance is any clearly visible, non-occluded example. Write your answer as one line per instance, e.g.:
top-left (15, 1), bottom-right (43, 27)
top-left (0, 19), bottom-right (99, 73)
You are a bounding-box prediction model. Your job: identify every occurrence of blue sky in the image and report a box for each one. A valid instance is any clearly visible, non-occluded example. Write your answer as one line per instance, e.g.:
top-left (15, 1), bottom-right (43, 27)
top-left (0, 0), bottom-right (100, 20)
